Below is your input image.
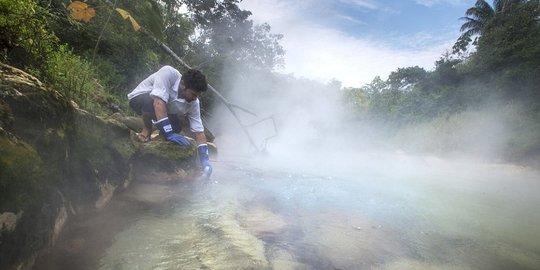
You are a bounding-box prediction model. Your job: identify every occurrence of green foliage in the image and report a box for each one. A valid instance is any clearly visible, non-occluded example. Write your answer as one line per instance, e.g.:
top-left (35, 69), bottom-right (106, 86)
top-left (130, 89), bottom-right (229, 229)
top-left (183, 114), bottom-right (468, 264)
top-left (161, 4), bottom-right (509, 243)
top-left (504, 106), bottom-right (540, 160)
top-left (123, 0), bottom-right (165, 39)
top-left (342, 86), bottom-right (369, 116)
top-left (183, 0), bottom-right (284, 73)
top-left (43, 45), bottom-right (123, 115)
top-left (0, 0), bottom-right (58, 69)
top-left (473, 1), bottom-right (540, 70)
top-left (343, 0), bottom-right (540, 162)
top-left (393, 104), bottom-right (540, 160)
top-left (44, 45), bottom-right (94, 100)
top-left (387, 66), bottom-right (428, 91)
top-left (0, 0), bottom-right (287, 118)
top-left (461, 1), bottom-right (540, 100)
top-left (454, 0), bottom-right (534, 54)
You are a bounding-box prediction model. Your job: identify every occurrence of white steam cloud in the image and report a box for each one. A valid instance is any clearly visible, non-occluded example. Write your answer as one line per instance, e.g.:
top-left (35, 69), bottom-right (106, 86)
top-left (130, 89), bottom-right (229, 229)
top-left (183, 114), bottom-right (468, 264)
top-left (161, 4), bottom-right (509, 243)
top-left (238, 0), bottom-right (460, 87)
top-left (206, 0), bottom-right (528, 178)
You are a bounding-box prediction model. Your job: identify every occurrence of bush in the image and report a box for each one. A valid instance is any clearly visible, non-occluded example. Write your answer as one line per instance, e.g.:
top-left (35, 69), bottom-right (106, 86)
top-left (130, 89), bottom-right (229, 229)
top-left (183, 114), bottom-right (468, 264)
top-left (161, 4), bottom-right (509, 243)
top-left (0, 0), bottom-right (58, 68)
top-left (43, 45), bottom-right (121, 115)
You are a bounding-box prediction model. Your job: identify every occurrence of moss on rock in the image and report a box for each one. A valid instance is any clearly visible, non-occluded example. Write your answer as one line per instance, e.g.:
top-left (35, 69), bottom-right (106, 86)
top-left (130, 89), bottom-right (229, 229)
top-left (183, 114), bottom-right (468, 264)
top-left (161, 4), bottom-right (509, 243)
top-left (131, 132), bottom-right (196, 172)
top-left (0, 100), bottom-right (14, 132)
top-left (0, 63), bottom-right (217, 269)
top-left (0, 138), bottom-right (47, 212)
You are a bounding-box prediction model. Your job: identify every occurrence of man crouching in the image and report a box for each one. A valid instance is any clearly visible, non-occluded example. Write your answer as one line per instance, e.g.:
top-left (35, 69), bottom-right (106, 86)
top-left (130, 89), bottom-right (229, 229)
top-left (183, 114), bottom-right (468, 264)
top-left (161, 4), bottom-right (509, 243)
top-left (127, 65), bottom-right (212, 178)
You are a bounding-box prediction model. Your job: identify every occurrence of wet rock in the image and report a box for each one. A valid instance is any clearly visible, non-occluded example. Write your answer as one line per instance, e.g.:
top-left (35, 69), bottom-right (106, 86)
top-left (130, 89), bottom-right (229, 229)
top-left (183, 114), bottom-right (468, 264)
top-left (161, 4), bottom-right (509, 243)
top-left (0, 63), bottom-right (216, 269)
top-left (95, 181), bottom-right (116, 210)
top-left (108, 112), bottom-right (144, 133)
top-left (52, 206), bottom-right (68, 246)
top-left (371, 259), bottom-right (461, 270)
top-left (132, 131), bottom-right (196, 162)
top-left (0, 212), bottom-right (21, 232)
top-left (108, 112), bottom-right (216, 143)
top-left (268, 247), bottom-right (310, 270)
top-left (306, 210), bottom-right (404, 269)
top-left (238, 206), bottom-right (287, 236)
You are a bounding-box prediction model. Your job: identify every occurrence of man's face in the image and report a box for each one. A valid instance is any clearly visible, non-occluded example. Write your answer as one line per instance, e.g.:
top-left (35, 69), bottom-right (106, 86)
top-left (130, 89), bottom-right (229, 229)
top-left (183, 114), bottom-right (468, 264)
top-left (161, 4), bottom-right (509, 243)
top-left (178, 81), bottom-right (199, 102)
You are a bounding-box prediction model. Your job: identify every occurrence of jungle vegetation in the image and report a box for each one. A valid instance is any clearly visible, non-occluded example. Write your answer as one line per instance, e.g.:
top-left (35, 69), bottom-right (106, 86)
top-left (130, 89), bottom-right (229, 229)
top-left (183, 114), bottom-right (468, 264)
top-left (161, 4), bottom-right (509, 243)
top-left (1, 0), bottom-right (539, 162)
top-left (0, 0), bottom-right (284, 116)
top-left (343, 0), bottom-right (540, 161)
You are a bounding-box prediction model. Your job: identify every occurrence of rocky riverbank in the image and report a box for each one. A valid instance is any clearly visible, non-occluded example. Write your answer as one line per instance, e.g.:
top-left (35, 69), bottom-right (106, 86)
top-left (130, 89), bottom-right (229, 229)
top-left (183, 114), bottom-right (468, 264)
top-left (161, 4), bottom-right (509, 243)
top-left (0, 63), bottom-right (212, 270)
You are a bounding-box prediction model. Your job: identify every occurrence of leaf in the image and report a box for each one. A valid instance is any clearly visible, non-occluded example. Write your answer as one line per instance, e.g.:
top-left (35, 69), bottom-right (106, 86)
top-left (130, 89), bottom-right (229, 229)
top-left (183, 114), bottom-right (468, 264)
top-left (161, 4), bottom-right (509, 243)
top-left (115, 8), bottom-right (141, 32)
top-left (67, 1), bottom-right (96, 22)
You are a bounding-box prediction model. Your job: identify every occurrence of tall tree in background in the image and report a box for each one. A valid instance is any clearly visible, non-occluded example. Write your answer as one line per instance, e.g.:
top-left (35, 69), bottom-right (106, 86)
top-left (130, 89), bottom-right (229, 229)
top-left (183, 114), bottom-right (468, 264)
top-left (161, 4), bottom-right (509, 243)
top-left (472, 0), bottom-right (540, 100)
top-left (453, 0), bottom-right (529, 54)
top-left (181, 0), bottom-right (284, 75)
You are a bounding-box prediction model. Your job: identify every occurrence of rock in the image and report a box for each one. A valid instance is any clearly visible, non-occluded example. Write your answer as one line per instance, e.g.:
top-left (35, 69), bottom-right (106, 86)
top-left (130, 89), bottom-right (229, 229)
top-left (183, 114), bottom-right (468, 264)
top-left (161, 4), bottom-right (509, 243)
top-left (108, 112), bottom-right (144, 133)
top-left (0, 212), bottom-right (21, 232)
top-left (0, 63), bottom-right (216, 269)
top-left (238, 206), bottom-right (287, 236)
top-left (108, 112), bottom-right (217, 144)
top-left (95, 181), bottom-right (116, 210)
top-left (52, 206), bottom-right (68, 246)
top-left (305, 210), bottom-right (404, 269)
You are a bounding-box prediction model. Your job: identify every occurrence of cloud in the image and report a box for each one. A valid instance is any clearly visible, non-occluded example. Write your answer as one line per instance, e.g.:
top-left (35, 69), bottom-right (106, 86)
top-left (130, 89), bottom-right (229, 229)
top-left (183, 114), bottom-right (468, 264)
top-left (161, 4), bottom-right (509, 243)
top-left (278, 25), bottom-right (453, 87)
top-left (338, 0), bottom-right (380, 10)
top-left (239, 0), bottom-right (459, 87)
top-left (335, 14), bottom-right (367, 25)
top-left (415, 0), bottom-right (469, 7)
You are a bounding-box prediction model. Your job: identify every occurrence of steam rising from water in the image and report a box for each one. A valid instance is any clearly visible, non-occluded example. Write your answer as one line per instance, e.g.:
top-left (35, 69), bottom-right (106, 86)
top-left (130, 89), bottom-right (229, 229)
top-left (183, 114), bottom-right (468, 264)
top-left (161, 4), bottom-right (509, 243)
top-left (199, 68), bottom-right (540, 269)
top-left (209, 70), bottom-right (366, 176)
top-left (209, 67), bottom-right (538, 178)
top-left (43, 70), bottom-right (540, 269)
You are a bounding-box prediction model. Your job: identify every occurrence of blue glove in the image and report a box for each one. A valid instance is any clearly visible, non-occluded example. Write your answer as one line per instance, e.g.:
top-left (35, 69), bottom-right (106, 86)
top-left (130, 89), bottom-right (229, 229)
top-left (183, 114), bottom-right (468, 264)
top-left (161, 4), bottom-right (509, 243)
top-left (154, 117), bottom-right (191, 146)
top-left (198, 144), bottom-right (212, 178)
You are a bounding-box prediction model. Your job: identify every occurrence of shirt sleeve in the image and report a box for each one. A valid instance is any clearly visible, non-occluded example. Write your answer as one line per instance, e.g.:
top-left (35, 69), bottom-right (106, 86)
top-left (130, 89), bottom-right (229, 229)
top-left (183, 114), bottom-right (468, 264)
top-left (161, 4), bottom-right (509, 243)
top-left (188, 99), bottom-right (205, 132)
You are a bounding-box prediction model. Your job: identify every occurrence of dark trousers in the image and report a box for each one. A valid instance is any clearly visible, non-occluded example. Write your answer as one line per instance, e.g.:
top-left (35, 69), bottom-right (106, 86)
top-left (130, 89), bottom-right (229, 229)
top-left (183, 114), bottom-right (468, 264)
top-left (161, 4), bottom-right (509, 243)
top-left (129, 93), bottom-right (182, 133)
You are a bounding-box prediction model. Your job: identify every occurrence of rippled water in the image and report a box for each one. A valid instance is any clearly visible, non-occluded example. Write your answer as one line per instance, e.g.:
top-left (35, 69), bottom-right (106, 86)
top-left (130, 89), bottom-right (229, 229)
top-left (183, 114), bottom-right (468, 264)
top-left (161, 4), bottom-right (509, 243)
top-left (36, 153), bottom-right (540, 270)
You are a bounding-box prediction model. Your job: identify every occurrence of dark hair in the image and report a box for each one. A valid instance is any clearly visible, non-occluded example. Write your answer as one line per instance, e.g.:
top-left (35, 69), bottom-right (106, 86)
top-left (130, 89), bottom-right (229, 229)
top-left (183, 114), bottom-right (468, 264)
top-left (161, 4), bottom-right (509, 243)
top-left (182, 69), bottom-right (207, 93)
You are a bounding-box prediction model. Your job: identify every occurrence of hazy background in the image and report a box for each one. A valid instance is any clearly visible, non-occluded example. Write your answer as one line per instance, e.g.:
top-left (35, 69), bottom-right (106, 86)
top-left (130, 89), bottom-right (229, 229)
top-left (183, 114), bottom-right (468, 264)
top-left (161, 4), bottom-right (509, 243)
top-left (238, 0), bottom-right (473, 87)
top-left (209, 74), bottom-right (539, 176)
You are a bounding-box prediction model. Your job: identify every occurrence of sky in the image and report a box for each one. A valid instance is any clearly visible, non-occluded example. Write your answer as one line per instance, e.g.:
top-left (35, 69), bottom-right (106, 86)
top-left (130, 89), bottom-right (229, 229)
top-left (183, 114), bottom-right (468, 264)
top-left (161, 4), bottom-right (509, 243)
top-left (238, 0), bottom-right (476, 88)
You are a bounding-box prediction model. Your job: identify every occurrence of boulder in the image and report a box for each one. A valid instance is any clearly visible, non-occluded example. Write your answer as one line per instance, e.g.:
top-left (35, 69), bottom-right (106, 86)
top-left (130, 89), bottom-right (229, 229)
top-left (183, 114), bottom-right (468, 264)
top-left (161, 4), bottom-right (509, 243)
top-left (0, 63), bottom-right (212, 269)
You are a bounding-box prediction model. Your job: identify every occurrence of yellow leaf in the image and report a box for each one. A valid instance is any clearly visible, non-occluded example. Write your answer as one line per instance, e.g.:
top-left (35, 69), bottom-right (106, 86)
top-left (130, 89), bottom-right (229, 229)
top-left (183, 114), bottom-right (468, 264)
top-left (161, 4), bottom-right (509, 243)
top-left (67, 1), bottom-right (96, 22)
top-left (115, 8), bottom-right (141, 32)
top-left (115, 8), bottom-right (130, 19)
top-left (129, 17), bottom-right (141, 32)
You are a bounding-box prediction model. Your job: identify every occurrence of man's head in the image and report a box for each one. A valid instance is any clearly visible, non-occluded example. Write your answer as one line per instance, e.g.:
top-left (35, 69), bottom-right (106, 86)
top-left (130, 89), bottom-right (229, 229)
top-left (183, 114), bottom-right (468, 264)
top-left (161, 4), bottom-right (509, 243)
top-left (179, 69), bottom-right (207, 102)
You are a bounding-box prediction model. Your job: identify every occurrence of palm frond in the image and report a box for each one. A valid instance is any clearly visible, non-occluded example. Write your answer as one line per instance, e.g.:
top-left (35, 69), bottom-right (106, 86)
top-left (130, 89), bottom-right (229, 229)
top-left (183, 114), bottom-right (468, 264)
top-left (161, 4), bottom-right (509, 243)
top-left (459, 18), bottom-right (483, 32)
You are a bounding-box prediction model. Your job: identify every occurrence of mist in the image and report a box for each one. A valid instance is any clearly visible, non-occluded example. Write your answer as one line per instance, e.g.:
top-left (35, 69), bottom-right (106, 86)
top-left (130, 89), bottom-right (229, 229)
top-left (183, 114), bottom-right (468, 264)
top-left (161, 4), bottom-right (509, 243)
top-left (36, 61), bottom-right (540, 270)
top-left (207, 68), bottom-right (533, 179)
top-left (197, 64), bottom-right (540, 269)
top-left (208, 69), bottom-right (372, 177)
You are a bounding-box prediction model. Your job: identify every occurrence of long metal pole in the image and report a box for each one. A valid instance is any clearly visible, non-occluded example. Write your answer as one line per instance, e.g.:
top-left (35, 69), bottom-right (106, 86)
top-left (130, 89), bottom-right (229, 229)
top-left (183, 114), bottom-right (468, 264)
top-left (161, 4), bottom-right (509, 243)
top-left (141, 28), bottom-right (260, 151)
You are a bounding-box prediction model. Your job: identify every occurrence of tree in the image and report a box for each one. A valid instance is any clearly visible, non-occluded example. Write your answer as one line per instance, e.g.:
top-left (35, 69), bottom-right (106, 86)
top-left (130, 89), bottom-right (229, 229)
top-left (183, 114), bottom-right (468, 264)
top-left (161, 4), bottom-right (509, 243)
top-left (471, 0), bottom-right (540, 100)
top-left (0, 0), bottom-right (58, 70)
top-left (387, 66), bottom-right (428, 92)
top-left (181, 0), bottom-right (284, 74)
top-left (453, 0), bottom-right (529, 54)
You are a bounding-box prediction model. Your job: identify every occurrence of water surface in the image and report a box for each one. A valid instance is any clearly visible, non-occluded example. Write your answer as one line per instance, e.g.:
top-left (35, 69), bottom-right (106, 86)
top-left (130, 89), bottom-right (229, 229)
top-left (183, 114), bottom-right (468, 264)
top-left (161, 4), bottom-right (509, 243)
top-left (36, 153), bottom-right (540, 270)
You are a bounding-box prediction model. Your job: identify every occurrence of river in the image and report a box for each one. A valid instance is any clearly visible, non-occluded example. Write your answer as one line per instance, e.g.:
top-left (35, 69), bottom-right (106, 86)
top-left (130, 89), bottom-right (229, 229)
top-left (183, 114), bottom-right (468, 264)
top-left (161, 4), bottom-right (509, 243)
top-left (34, 149), bottom-right (540, 270)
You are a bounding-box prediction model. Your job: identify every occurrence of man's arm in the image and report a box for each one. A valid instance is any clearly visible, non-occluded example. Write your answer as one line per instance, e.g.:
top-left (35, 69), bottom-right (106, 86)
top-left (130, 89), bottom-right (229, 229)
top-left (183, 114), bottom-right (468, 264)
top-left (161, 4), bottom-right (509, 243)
top-left (153, 97), bottom-right (168, 120)
top-left (195, 132), bottom-right (207, 145)
top-left (195, 131), bottom-right (212, 178)
top-left (153, 97), bottom-right (190, 146)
